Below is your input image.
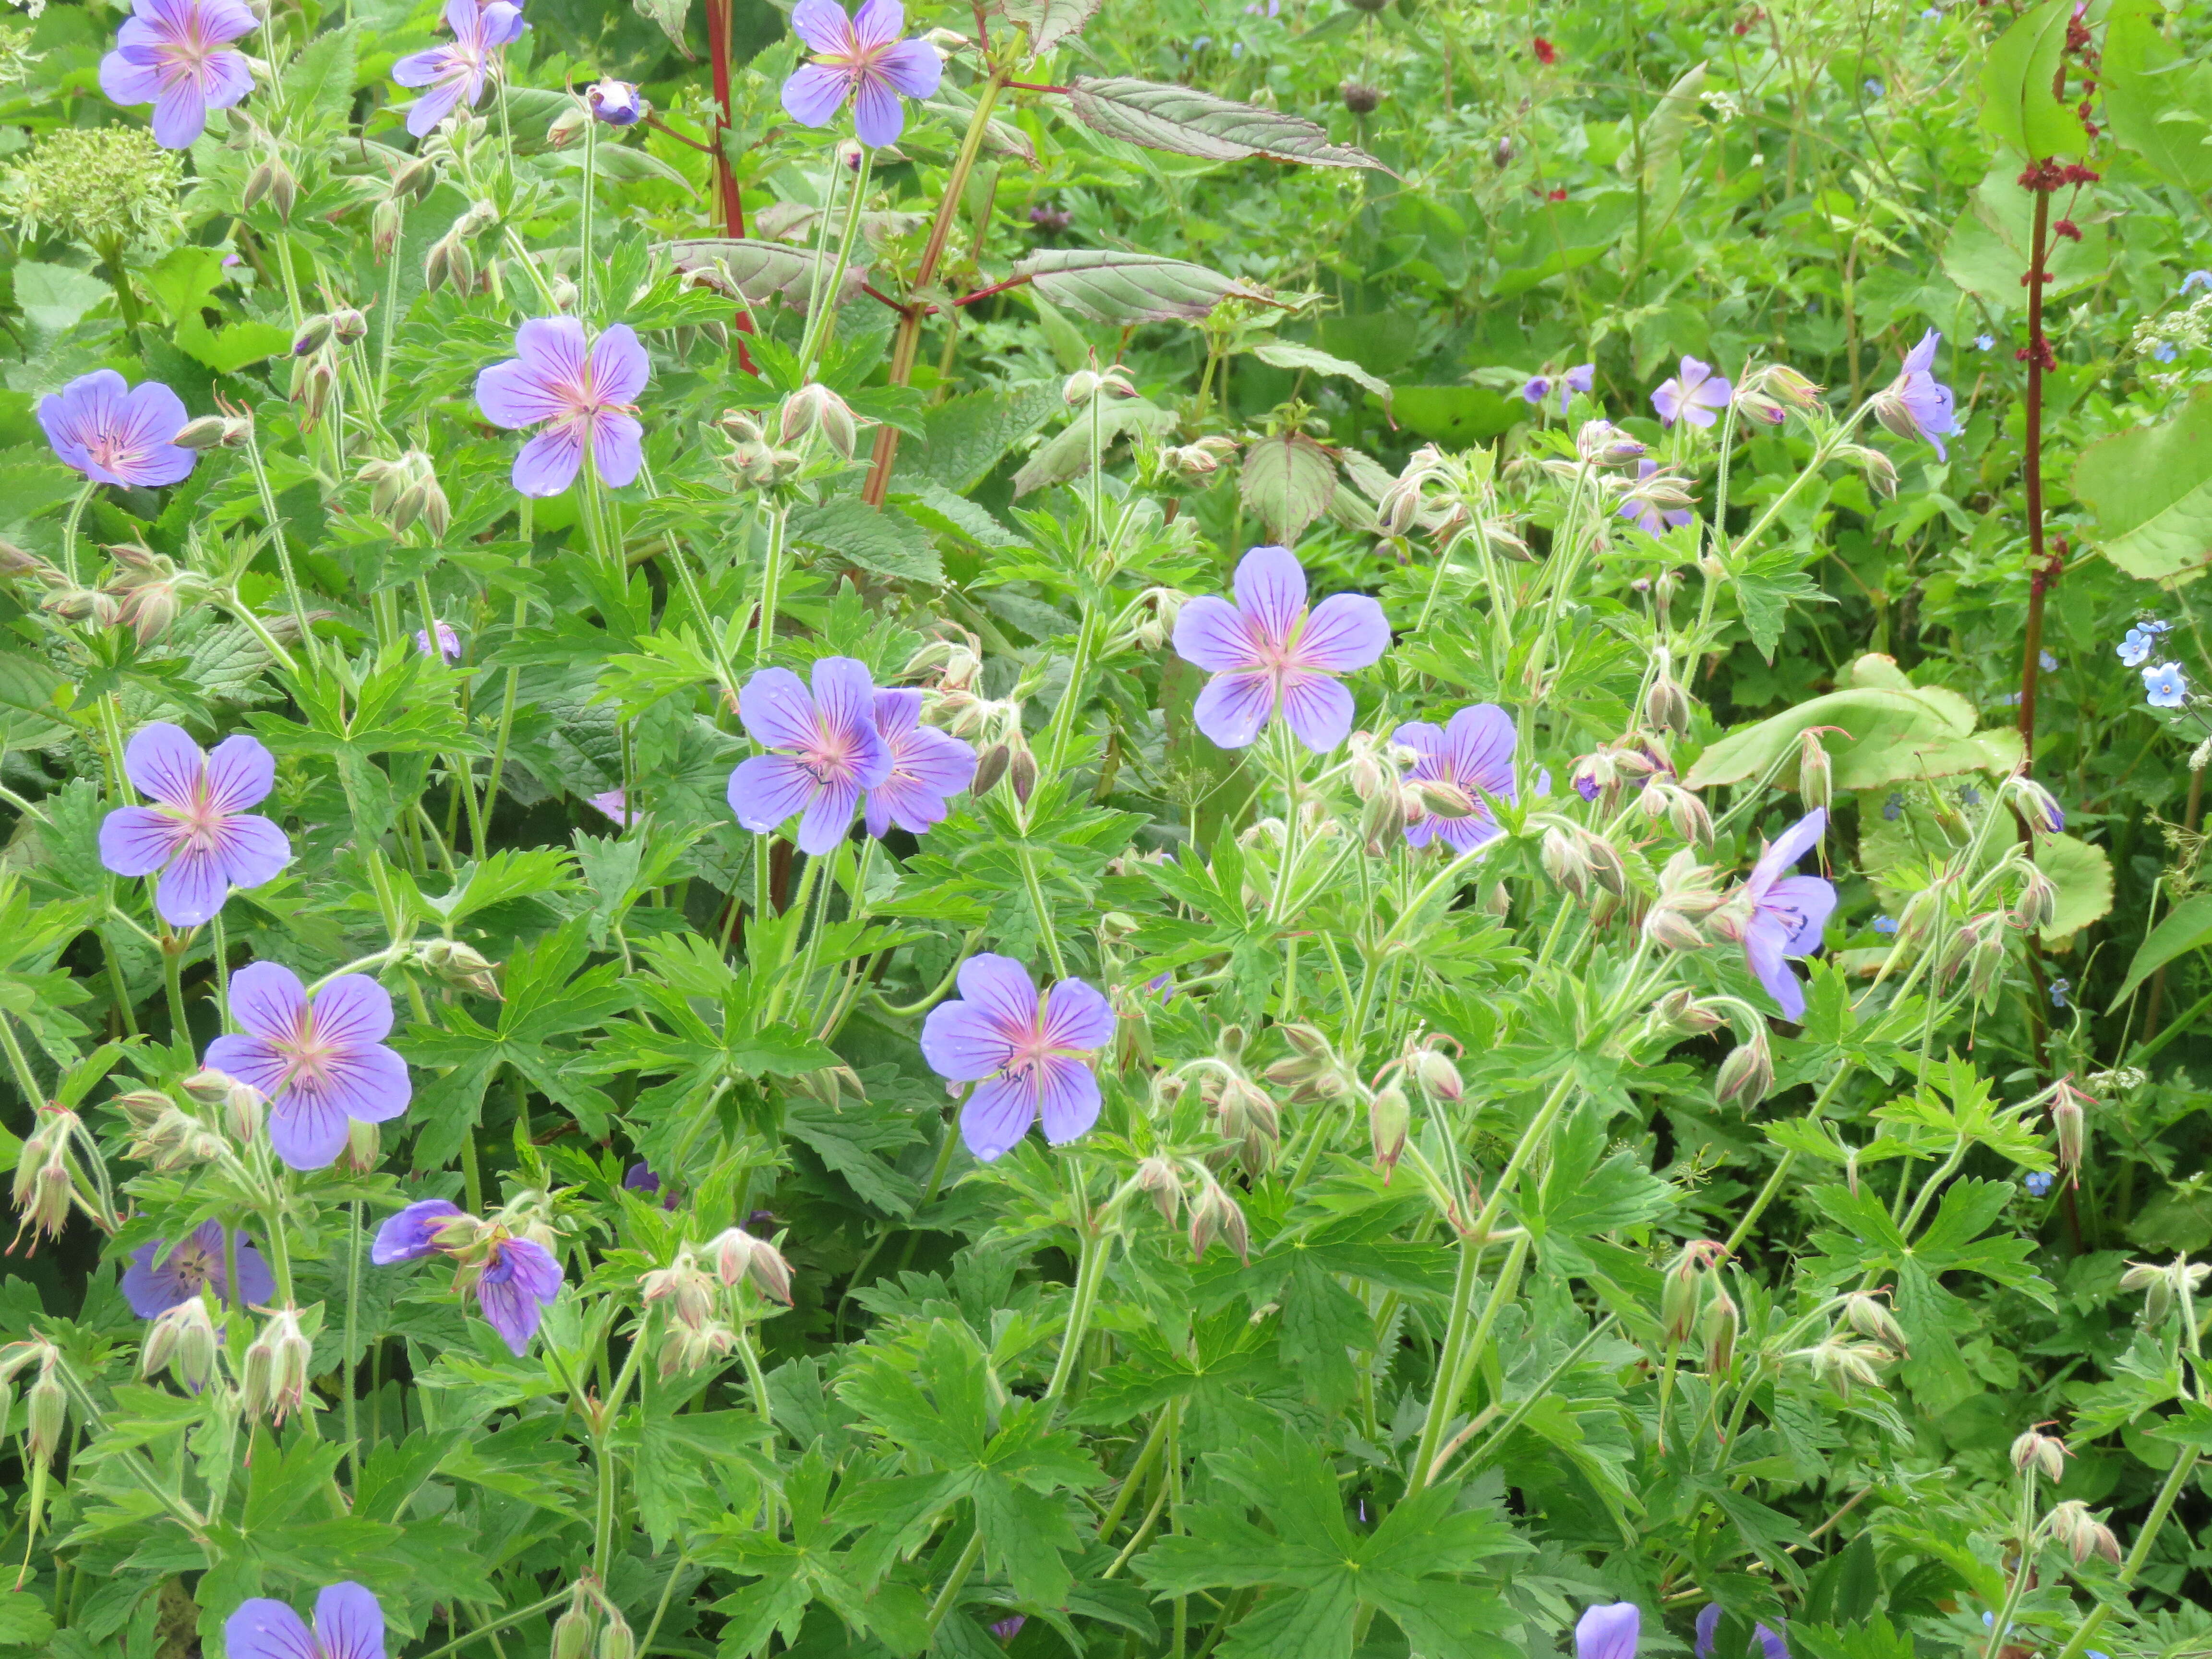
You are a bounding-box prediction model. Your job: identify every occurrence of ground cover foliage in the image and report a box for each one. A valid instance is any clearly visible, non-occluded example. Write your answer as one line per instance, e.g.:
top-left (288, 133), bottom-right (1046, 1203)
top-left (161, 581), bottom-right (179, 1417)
top-left (3, 0), bottom-right (2212, 1653)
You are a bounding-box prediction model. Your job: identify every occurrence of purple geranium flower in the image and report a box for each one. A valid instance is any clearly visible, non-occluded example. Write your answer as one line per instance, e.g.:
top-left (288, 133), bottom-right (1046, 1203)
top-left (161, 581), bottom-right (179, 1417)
top-left (1395, 703), bottom-right (1517, 854)
top-left (38, 371), bottom-right (196, 488)
top-left (1695, 1609), bottom-right (1786, 1659)
top-left (865, 689), bottom-right (977, 838)
top-left (225, 1582), bottom-right (384, 1659)
top-left (1171, 545), bottom-right (1392, 752)
top-left (991, 1615), bottom-right (1028, 1642)
top-left (371, 1198), bottom-right (468, 1263)
top-left (476, 1236), bottom-right (564, 1353)
top-left (1619, 459), bottom-right (1694, 537)
top-left (921, 954), bottom-right (1116, 1161)
top-left (416, 621), bottom-right (461, 663)
top-left (98, 0), bottom-right (257, 149)
top-left (1520, 375), bottom-right (1551, 406)
top-left (372, 1199), bottom-right (562, 1353)
top-left (122, 1221), bottom-right (274, 1317)
top-left (204, 963), bottom-right (412, 1171)
top-left (1577, 1604), bottom-right (1640, 1659)
top-left (727, 658), bottom-right (891, 855)
top-left (781, 0), bottom-right (942, 149)
top-left (1560, 363), bottom-right (1595, 410)
top-left (475, 318), bottom-right (649, 497)
top-left (587, 78), bottom-right (643, 124)
top-left (1872, 329), bottom-right (1960, 460)
top-left (98, 723), bottom-right (291, 927)
top-left (1738, 809), bottom-right (1837, 1021)
top-left (624, 1161), bottom-right (681, 1209)
top-left (391, 0), bottom-right (524, 138)
top-left (1652, 357), bottom-right (1731, 429)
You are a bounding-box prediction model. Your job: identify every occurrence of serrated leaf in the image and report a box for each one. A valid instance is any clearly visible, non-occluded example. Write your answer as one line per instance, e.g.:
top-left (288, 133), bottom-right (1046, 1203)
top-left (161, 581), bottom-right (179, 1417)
top-left (2101, 0), bottom-right (2212, 192)
top-left (895, 384), bottom-right (1063, 493)
top-left (278, 24), bottom-right (358, 131)
top-left (2072, 383), bottom-right (2212, 580)
top-left (1978, 0), bottom-right (2086, 161)
top-left (1010, 397), bottom-right (1176, 496)
top-left (634, 0), bottom-right (689, 48)
top-left (1250, 342), bottom-right (1393, 414)
top-left (998, 0), bottom-right (1101, 55)
top-left (1011, 248), bottom-right (1261, 325)
top-left (1066, 76), bottom-right (1393, 172)
top-left (1238, 432), bottom-right (1335, 543)
top-left (788, 494), bottom-right (945, 584)
top-left (661, 239), bottom-right (872, 308)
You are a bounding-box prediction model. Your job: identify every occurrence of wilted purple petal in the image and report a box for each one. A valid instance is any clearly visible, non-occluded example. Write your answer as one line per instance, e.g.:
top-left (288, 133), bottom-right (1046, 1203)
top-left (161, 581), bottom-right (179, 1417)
top-left (1695, 1608), bottom-right (1721, 1659)
top-left (475, 1237), bottom-right (562, 1354)
top-left (373, 1199), bottom-right (467, 1264)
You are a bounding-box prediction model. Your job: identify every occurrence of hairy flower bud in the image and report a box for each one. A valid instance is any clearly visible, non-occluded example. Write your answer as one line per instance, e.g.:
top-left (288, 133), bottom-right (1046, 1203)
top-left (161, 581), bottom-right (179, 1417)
top-left (1643, 899), bottom-right (1707, 953)
top-left (1796, 728), bottom-right (1832, 811)
top-left (418, 937), bottom-right (503, 1000)
top-left (779, 382), bottom-right (859, 461)
top-left (598, 1611), bottom-right (637, 1659)
top-left (1132, 1156), bottom-right (1182, 1224)
top-left (1715, 1031), bottom-right (1773, 1106)
top-left (970, 743), bottom-right (1011, 798)
top-left (2046, 1499), bottom-right (2122, 1567)
top-left (1188, 1175), bottom-right (1250, 1262)
top-left (640, 1247), bottom-right (718, 1331)
top-left (25, 1368), bottom-right (65, 1464)
top-left (1412, 1044), bottom-right (1463, 1101)
top-left (1842, 1291), bottom-right (1908, 1356)
top-left (1701, 1285), bottom-right (1739, 1373)
top-left (1660, 1255), bottom-right (1703, 1345)
top-left (144, 1297), bottom-right (221, 1392)
top-left (1369, 1084), bottom-right (1410, 1180)
top-left (1646, 672), bottom-right (1693, 737)
top-left (1007, 741), bottom-right (1039, 806)
top-left (2010, 1429), bottom-right (2067, 1482)
top-left (1541, 826), bottom-right (1591, 899)
top-left (551, 1606), bottom-right (596, 1659)
top-left (709, 1226), bottom-right (794, 1304)
top-left (2006, 773), bottom-right (2066, 836)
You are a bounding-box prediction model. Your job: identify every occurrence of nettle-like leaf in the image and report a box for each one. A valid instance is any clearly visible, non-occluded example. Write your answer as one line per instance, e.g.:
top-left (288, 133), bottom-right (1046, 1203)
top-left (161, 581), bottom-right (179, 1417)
top-left (998, 0), bottom-right (1101, 55)
top-left (1066, 76), bottom-right (1392, 172)
top-left (1239, 432), bottom-right (1337, 543)
top-left (1010, 248), bottom-right (1262, 325)
top-left (1136, 1435), bottom-right (1523, 1659)
top-left (661, 238), bottom-right (874, 309)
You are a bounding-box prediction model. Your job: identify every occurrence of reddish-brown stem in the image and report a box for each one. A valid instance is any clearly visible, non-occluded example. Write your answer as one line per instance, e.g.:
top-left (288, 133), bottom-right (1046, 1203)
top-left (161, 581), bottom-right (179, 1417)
top-left (1003, 80), bottom-right (1070, 93)
top-left (951, 272), bottom-right (1033, 307)
top-left (2015, 171), bottom-right (2062, 1114)
top-left (703, 0), bottom-right (757, 370)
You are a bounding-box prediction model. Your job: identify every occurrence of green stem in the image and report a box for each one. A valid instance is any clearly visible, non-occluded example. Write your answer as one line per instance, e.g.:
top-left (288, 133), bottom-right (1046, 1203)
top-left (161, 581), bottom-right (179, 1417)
top-left (241, 427), bottom-right (316, 657)
top-left (578, 115), bottom-right (598, 316)
top-left (343, 1202), bottom-right (363, 1488)
top-left (924, 1530), bottom-right (986, 1635)
top-left (406, 1591), bottom-right (573, 1659)
top-left (1017, 845), bottom-right (1069, 980)
top-left (58, 483), bottom-right (95, 589)
top-left (795, 149), bottom-right (873, 381)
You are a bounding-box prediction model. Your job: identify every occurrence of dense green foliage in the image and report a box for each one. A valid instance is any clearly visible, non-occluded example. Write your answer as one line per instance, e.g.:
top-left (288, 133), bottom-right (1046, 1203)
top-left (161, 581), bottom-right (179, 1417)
top-left (2, 0), bottom-right (2212, 1655)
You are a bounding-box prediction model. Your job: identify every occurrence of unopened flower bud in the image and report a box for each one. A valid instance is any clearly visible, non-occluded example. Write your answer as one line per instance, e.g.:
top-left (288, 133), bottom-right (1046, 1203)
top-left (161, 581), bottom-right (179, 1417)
top-left (640, 1248), bottom-right (718, 1330)
top-left (971, 742), bottom-right (1010, 797)
top-left (1842, 1291), bottom-right (1908, 1354)
top-left (173, 415), bottom-right (235, 450)
top-left (1643, 901), bottom-right (1707, 953)
top-left (1541, 826), bottom-right (1591, 898)
top-left (551, 1606), bottom-right (596, 1659)
top-left (598, 1611), bottom-right (637, 1659)
top-left (26, 1370), bottom-right (65, 1464)
top-left (1660, 1255), bottom-right (1703, 1344)
top-left (1007, 742), bottom-right (1038, 805)
top-left (1646, 672), bottom-right (1693, 737)
top-left (1132, 1156), bottom-right (1182, 1224)
top-left (780, 382), bottom-right (859, 460)
top-left (419, 937), bottom-right (503, 1000)
top-left (1412, 1045), bottom-right (1463, 1101)
top-left (1796, 728), bottom-right (1832, 811)
top-left (145, 1297), bottom-right (221, 1392)
top-left (1369, 1084), bottom-right (1409, 1179)
top-left (243, 160), bottom-right (274, 211)
top-left (1701, 1286), bottom-right (1738, 1373)
top-left (709, 1226), bottom-right (793, 1304)
top-left (1187, 1176), bottom-right (1249, 1262)
top-left (266, 160), bottom-right (297, 221)
top-left (2010, 1429), bottom-right (2067, 1482)
top-left (1715, 1032), bottom-right (1773, 1106)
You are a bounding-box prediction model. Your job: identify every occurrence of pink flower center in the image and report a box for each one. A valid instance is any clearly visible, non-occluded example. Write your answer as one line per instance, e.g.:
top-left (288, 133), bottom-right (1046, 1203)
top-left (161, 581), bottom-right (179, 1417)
top-left (272, 1012), bottom-right (343, 1097)
top-left (1253, 610), bottom-right (1310, 675)
top-left (798, 721), bottom-right (856, 783)
top-left (997, 1019), bottom-right (1065, 1085)
top-left (162, 775), bottom-right (230, 850)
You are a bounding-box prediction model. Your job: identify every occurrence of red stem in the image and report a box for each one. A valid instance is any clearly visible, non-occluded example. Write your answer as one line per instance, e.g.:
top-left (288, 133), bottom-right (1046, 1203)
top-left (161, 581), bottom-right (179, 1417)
top-left (703, 0), bottom-right (757, 369)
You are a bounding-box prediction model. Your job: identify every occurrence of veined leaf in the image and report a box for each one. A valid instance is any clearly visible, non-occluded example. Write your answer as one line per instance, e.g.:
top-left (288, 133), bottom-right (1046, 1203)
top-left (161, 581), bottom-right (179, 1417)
top-left (2110, 889), bottom-right (2212, 1009)
top-left (661, 239), bottom-right (872, 309)
top-left (1978, 0), bottom-right (2086, 160)
top-left (1238, 432), bottom-right (1336, 543)
top-left (1250, 342), bottom-right (1393, 415)
top-left (2102, 0), bottom-right (2212, 192)
top-left (2072, 384), bottom-right (2212, 580)
top-left (999, 0), bottom-right (1101, 55)
top-left (1010, 248), bottom-right (1261, 325)
top-left (1067, 76), bottom-right (1393, 172)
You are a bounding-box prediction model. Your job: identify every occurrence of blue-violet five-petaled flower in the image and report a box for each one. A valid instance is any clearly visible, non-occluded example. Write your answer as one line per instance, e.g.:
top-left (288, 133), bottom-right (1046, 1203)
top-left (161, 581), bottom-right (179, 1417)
top-left (921, 954), bottom-right (1116, 1161)
top-left (1652, 357), bottom-right (1731, 428)
top-left (1871, 328), bottom-right (1961, 460)
top-left (1620, 458), bottom-right (1694, 537)
top-left (2146, 661), bottom-right (2189, 708)
top-left (1395, 703), bottom-right (1517, 854)
top-left (1172, 544), bottom-right (1392, 752)
top-left (122, 1221), bottom-right (274, 1318)
top-left (39, 370), bottom-right (197, 488)
top-left (728, 658), bottom-right (892, 855)
top-left (1732, 808), bottom-right (1838, 1022)
top-left (225, 1581), bottom-right (385, 1659)
top-left (391, 0), bottom-right (525, 137)
top-left (99, 0), bottom-right (257, 149)
top-left (864, 688), bottom-right (977, 838)
top-left (781, 0), bottom-right (942, 149)
top-left (476, 317), bottom-right (649, 497)
top-left (588, 78), bottom-right (643, 124)
top-left (205, 963), bottom-right (412, 1171)
top-left (373, 1198), bottom-right (565, 1355)
top-left (98, 723), bottom-right (291, 927)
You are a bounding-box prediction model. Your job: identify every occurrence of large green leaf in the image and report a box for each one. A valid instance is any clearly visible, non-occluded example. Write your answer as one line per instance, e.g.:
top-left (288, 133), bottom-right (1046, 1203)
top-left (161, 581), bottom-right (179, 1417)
top-left (1978, 0), bottom-right (2086, 161)
top-left (2099, 0), bottom-right (2212, 192)
top-left (661, 239), bottom-right (871, 309)
top-left (2109, 890), bottom-right (2212, 1009)
top-left (1238, 432), bottom-right (1337, 544)
top-left (2035, 831), bottom-right (2112, 944)
top-left (1250, 342), bottom-right (1394, 414)
top-left (1379, 385), bottom-right (1521, 445)
top-left (788, 494), bottom-right (946, 584)
top-left (1066, 76), bottom-right (1391, 172)
top-left (1010, 248), bottom-right (1259, 325)
top-left (1684, 657), bottom-right (2020, 793)
top-left (2072, 385), bottom-right (2212, 580)
top-left (1000, 0), bottom-right (1100, 54)
top-left (1939, 167), bottom-right (2107, 315)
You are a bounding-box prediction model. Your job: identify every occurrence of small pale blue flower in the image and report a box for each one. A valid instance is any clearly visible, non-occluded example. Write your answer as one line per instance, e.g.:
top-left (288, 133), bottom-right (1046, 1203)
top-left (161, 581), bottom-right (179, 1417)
top-left (2025, 1170), bottom-right (2053, 1197)
top-left (1882, 792), bottom-right (1903, 821)
top-left (1974, 334), bottom-right (1995, 351)
top-left (2119, 626), bottom-right (2155, 667)
top-left (2039, 649), bottom-right (2056, 672)
top-left (2049, 978), bottom-right (2070, 1010)
top-left (2146, 661), bottom-right (2190, 708)
top-left (1873, 915), bottom-right (1898, 935)
top-left (2154, 342), bottom-right (2179, 363)
top-left (2181, 271), bottom-right (2212, 296)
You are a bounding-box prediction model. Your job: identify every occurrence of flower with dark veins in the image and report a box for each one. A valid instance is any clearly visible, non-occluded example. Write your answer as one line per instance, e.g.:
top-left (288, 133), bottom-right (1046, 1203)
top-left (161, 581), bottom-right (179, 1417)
top-left (922, 954), bottom-right (1115, 1161)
